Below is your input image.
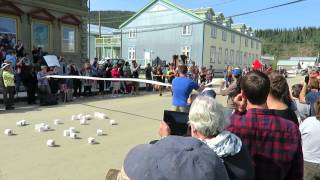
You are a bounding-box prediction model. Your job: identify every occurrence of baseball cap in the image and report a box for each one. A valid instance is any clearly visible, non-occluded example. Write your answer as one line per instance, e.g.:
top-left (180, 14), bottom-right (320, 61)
top-left (1, 63), bottom-right (10, 69)
top-left (123, 136), bottom-right (229, 180)
top-left (232, 68), bottom-right (241, 76)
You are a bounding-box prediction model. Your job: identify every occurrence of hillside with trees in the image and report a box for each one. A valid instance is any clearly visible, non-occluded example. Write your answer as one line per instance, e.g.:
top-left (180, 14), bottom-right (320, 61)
top-left (255, 27), bottom-right (320, 59)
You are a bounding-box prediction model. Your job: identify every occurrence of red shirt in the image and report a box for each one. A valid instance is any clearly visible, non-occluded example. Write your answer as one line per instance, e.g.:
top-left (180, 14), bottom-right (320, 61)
top-left (111, 68), bottom-right (120, 82)
top-left (226, 108), bottom-right (303, 180)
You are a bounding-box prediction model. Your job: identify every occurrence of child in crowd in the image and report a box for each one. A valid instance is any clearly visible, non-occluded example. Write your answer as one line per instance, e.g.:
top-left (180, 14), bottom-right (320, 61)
top-left (111, 65), bottom-right (120, 97)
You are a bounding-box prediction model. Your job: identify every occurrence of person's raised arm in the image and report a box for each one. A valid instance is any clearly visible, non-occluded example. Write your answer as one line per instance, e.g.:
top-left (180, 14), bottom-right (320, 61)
top-left (299, 82), bottom-right (308, 104)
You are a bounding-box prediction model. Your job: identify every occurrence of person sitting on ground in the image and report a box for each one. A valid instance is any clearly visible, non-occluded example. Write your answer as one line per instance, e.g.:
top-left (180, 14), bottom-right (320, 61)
top-left (220, 68), bottom-right (242, 116)
top-left (291, 84), bottom-right (310, 121)
top-left (105, 136), bottom-right (229, 180)
top-left (188, 96), bottom-right (254, 180)
top-left (1, 63), bottom-right (15, 110)
top-left (299, 98), bottom-right (320, 180)
top-left (172, 65), bottom-right (200, 112)
top-left (299, 71), bottom-right (320, 116)
top-left (267, 72), bottom-right (299, 125)
top-left (226, 71), bottom-right (303, 180)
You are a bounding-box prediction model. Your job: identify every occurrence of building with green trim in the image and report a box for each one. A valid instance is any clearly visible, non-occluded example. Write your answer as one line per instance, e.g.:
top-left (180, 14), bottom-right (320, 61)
top-left (120, 0), bottom-right (261, 73)
top-left (0, 0), bottom-right (88, 63)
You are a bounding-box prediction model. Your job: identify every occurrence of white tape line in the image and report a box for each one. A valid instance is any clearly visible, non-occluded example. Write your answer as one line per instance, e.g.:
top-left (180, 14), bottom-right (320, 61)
top-left (46, 75), bottom-right (172, 87)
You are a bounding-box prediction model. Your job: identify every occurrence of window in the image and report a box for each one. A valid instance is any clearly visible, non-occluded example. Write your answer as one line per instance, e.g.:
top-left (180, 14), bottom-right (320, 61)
top-left (211, 26), bottom-right (217, 38)
top-left (128, 47), bottom-right (136, 60)
top-left (181, 46), bottom-right (191, 58)
top-left (32, 21), bottom-right (50, 51)
top-left (231, 33), bottom-right (235, 43)
top-left (218, 47), bottom-right (222, 64)
top-left (245, 38), bottom-right (248, 47)
top-left (210, 46), bottom-right (216, 63)
top-left (62, 26), bottom-right (76, 53)
top-left (251, 40), bottom-right (254, 48)
top-left (182, 25), bottom-right (192, 35)
top-left (239, 51), bottom-right (243, 65)
top-left (256, 42), bottom-right (259, 49)
top-left (244, 52), bottom-right (248, 66)
top-left (224, 49), bottom-right (228, 64)
top-left (128, 29), bottom-right (137, 38)
top-left (236, 51), bottom-right (240, 65)
top-left (230, 49), bottom-right (234, 65)
top-left (0, 16), bottom-right (17, 47)
top-left (222, 30), bottom-right (227, 41)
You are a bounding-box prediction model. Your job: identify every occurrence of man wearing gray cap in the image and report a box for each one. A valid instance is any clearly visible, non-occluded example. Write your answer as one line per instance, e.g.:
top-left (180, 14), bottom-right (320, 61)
top-left (106, 136), bottom-right (229, 180)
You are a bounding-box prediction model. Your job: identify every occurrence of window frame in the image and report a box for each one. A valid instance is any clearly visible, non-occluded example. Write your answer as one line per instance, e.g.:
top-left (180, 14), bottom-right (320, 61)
top-left (128, 29), bottom-right (137, 39)
top-left (0, 14), bottom-right (19, 46)
top-left (128, 47), bottom-right (136, 60)
top-left (31, 19), bottom-right (52, 51)
top-left (218, 47), bottom-right (222, 64)
top-left (61, 24), bottom-right (77, 53)
top-left (182, 25), bottom-right (192, 36)
top-left (210, 46), bottom-right (216, 63)
top-left (245, 38), bottom-right (248, 47)
top-left (222, 30), bottom-right (227, 41)
top-left (211, 26), bottom-right (217, 39)
top-left (224, 48), bottom-right (228, 65)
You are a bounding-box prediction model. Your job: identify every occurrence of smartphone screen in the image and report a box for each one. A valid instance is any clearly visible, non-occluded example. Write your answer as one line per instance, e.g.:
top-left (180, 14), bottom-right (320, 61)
top-left (163, 110), bottom-right (189, 136)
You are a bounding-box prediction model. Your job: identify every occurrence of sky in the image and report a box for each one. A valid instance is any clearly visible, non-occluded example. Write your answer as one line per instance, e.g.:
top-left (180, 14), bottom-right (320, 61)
top-left (89, 0), bottom-right (320, 29)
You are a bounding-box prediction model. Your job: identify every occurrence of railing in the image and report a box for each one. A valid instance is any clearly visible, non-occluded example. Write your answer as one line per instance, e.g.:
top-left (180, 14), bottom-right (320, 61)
top-left (95, 36), bottom-right (121, 47)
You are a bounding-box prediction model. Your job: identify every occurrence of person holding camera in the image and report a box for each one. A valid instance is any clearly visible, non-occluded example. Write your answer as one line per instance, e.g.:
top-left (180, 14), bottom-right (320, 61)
top-left (299, 70), bottom-right (320, 116)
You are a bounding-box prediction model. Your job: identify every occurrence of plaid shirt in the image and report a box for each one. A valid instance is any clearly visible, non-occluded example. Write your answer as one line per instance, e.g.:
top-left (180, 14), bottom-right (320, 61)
top-left (226, 108), bottom-right (303, 180)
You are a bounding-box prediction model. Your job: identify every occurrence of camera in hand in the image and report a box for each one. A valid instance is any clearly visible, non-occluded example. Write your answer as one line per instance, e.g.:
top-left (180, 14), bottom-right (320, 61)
top-left (163, 110), bottom-right (189, 136)
top-left (305, 76), bottom-right (309, 84)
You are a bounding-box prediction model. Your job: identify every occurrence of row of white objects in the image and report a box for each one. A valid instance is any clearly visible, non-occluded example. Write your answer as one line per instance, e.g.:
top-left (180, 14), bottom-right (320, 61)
top-left (46, 137), bottom-right (97, 147)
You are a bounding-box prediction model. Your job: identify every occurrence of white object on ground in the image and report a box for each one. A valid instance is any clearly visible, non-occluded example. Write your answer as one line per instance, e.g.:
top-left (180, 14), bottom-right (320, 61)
top-left (70, 132), bottom-right (77, 139)
top-left (63, 130), bottom-right (70, 137)
top-left (96, 129), bottom-right (103, 136)
top-left (84, 114), bottom-right (92, 120)
top-left (54, 119), bottom-right (61, 125)
top-left (38, 126), bottom-right (45, 132)
top-left (94, 112), bottom-right (107, 119)
top-left (76, 114), bottom-right (83, 120)
top-left (69, 127), bottom-right (76, 133)
top-left (16, 120), bottom-right (26, 127)
top-left (46, 139), bottom-right (55, 147)
top-left (71, 115), bottom-right (77, 121)
top-left (4, 129), bottom-right (13, 136)
top-left (109, 120), bottom-right (117, 125)
top-left (44, 125), bottom-right (51, 131)
top-left (80, 118), bottom-right (88, 125)
top-left (88, 137), bottom-right (96, 144)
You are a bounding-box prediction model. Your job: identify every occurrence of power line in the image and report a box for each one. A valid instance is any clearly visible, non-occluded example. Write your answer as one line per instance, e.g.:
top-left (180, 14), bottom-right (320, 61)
top-left (228, 0), bottom-right (307, 18)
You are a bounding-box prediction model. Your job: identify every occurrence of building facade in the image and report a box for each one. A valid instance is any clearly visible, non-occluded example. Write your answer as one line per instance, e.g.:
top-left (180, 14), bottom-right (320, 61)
top-left (0, 0), bottom-right (88, 63)
top-left (120, 0), bottom-right (261, 71)
top-left (87, 24), bottom-right (120, 61)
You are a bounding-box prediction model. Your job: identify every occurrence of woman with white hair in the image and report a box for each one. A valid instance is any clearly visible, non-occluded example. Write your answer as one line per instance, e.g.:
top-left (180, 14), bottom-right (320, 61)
top-left (188, 96), bottom-right (254, 180)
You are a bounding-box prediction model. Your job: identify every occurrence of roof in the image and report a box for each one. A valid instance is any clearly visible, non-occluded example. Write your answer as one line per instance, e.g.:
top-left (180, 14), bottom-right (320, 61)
top-left (289, 57), bottom-right (318, 61)
top-left (119, 0), bottom-right (204, 28)
top-left (88, 24), bottom-right (119, 35)
top-left (277, 59), bottom-right (316, 66)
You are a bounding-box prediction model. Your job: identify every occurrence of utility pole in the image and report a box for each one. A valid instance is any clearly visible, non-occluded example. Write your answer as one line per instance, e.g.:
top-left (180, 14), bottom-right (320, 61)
top-left (99, 10), bottom-right (102, 59)
top-left (88, 0), bottom-right (91, 62)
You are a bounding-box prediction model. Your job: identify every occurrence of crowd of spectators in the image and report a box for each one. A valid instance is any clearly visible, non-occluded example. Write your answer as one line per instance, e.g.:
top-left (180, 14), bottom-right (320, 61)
top-left (106, 62), bottom-right (320, 180)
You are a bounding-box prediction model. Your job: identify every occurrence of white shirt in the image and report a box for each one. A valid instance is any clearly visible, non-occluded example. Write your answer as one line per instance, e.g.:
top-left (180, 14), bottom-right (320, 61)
top-left (299, 116), bottom-right (320, 163)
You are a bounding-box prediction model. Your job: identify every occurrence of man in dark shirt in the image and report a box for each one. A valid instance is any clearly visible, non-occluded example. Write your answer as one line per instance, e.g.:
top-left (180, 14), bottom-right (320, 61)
top-left (226, 71), bottom-right (303, 180)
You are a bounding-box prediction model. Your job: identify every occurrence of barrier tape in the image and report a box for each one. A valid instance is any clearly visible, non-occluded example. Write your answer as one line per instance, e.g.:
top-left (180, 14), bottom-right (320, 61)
top-left (46, 75), bottom-right (172, 87)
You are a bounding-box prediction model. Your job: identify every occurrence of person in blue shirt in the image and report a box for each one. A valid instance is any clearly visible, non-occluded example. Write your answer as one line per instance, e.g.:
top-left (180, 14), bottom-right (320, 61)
top-left (172, 65), bottom-right (200, 112)
top-left (5, 50), bottom-right (16, 69)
